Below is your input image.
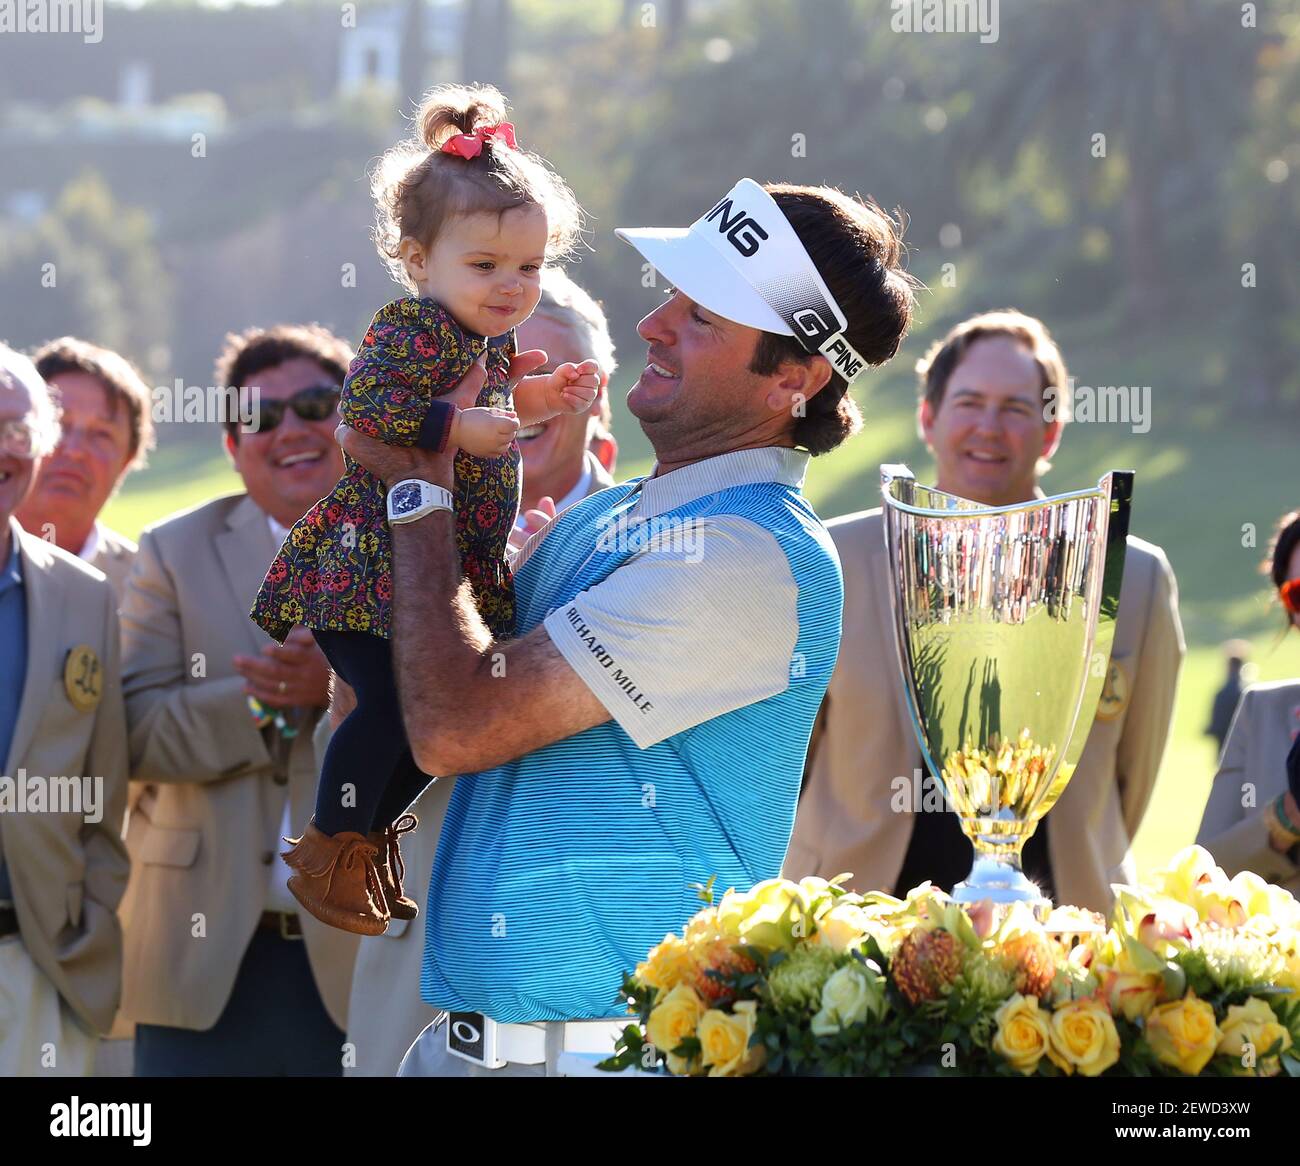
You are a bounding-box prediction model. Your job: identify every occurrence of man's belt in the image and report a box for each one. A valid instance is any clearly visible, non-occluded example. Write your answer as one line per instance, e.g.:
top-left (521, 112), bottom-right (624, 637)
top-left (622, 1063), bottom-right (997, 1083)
top-left (0, 905), bottom-right (18, 939)
top-left (257, 910), bottom-right (304, 940)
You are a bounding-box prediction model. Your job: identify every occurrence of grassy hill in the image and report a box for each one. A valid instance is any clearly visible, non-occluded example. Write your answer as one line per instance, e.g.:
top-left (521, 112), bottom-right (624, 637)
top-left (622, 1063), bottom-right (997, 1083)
top-left (103, 379), bottom-right (1300, 881)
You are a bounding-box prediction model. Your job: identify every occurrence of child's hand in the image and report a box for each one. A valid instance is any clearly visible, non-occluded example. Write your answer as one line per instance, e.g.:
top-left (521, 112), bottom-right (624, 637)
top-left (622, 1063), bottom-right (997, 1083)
top-left (545, 360), bottom-right (601, 415)
top-left (450, 406), bottom-right (519, 457)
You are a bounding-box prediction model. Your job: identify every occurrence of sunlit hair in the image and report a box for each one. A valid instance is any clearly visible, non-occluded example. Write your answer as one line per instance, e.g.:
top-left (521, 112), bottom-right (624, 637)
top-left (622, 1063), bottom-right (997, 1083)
top-left (32, 336), bottom-right (155, 470)
top-left (916, 309), bottom-right (1070, 419)
top-left (0, 341), bottom-right (61, 458)
top-left (371, 83), bottom-right (584, 294)
top-left (748, 183), bottom-right (919, 457)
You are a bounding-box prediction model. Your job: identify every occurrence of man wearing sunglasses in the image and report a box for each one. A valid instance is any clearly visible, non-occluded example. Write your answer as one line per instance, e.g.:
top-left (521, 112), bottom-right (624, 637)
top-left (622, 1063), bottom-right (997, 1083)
top-left (0, 343), bottom-right (129, 1075)
top-left (117, 324), bottom-right (362, 1075)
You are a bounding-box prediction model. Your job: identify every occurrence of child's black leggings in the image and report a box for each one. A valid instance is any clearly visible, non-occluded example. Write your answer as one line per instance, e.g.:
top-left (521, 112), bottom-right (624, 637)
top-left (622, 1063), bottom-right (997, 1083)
top-left (311, 628), bottom-right (434, 837)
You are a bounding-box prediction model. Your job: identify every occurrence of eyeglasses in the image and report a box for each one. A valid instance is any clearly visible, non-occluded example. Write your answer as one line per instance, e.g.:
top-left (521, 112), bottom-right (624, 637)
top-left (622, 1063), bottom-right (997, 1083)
top-left (239, 385), bottom-right (341, 434)
top-left (0, 417), bottom-right (40, 459)
top-left (1281, 578), bottom-right (1300, 616)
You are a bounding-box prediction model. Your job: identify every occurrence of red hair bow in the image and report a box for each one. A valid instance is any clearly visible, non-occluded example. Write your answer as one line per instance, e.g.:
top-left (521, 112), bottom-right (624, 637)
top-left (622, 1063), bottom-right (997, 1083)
top-left (439, 122), bottom-right (518, 160)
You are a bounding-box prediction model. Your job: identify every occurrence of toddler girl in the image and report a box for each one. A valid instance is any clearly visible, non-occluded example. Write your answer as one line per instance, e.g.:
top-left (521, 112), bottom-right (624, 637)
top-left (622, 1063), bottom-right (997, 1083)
top-left (251, 84), bottom-right (597, 935)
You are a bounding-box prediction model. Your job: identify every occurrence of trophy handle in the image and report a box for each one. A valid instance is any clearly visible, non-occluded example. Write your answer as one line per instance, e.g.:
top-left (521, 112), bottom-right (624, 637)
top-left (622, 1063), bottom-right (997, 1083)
top-left (1053, 470), bottom-right (1134, 783)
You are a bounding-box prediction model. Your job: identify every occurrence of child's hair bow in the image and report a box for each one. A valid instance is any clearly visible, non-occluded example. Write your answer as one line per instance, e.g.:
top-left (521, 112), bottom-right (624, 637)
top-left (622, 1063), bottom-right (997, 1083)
top-left (439, 122), bottom-right (518, 160)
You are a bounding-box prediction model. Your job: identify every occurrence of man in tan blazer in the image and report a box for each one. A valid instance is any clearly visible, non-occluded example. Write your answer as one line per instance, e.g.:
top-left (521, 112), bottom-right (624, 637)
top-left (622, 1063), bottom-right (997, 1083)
top-left (788, 311), bottom-right (1184, 915)
top-left (342, 269), bottom-right (618, 1075)
top-left (16, 337), bottom-right (153, 604)
top-left (0, 343), bottom-right (129, 1075)
top-left (119, 324), bottom-right (361, 1075)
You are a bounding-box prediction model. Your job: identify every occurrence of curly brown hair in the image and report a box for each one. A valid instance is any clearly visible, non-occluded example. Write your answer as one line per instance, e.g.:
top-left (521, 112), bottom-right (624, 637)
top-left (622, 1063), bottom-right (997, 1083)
top-left (747, 183), bottom-right (918, 457)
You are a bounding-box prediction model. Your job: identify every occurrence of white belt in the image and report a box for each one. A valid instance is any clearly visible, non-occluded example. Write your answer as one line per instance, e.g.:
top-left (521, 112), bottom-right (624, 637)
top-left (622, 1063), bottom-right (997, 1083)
top-left (492, 1019), bottom-right (627, 1066)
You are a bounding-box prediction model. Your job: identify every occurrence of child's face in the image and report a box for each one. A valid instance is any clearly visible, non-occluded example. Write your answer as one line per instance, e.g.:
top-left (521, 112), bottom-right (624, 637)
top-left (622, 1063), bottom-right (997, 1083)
top-left (410, 204), bottom-right (549, 337)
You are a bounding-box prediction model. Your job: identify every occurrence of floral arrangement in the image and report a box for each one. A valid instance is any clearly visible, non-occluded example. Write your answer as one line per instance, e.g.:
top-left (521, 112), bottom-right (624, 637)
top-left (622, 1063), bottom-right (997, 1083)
top-left (598, 847), bottom-right (1300, 1077)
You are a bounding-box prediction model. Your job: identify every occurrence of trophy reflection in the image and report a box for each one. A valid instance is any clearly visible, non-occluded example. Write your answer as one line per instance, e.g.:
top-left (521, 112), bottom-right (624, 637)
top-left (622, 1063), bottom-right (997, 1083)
top-left (881, 465), bottom-right (1133, 909)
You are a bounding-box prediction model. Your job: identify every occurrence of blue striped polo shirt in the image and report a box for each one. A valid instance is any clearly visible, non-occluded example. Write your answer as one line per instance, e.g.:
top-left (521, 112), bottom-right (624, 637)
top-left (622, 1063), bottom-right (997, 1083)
top-left (420, 446), bottom-right (843, 1022)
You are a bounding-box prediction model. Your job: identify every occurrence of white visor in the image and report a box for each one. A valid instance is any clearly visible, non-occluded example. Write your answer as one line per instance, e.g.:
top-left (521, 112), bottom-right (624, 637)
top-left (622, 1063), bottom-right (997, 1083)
top-left (616, 178), bottom-right (869, 384)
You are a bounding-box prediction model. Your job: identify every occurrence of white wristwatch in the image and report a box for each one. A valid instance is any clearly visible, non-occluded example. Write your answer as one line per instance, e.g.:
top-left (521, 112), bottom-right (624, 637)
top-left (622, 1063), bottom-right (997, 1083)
top-left (387, 479), bottom-right (454, 525)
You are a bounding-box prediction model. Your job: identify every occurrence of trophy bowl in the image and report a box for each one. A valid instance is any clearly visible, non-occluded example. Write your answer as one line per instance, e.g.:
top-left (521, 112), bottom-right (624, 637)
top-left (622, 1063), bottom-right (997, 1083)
top-left (880, 465), bottom-right (1133, 909)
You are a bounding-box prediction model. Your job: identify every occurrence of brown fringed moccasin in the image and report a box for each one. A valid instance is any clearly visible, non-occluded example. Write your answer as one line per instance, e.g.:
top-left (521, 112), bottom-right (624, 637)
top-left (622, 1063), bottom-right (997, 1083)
top-left (282, 818), bottom-right (390, 936)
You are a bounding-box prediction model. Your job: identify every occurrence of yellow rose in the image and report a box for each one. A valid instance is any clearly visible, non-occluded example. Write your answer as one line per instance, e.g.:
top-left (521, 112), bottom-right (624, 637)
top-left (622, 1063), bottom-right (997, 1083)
top-left (698, 1001), bottom-right (765, 1077)
top-left (719, 879), bottom-right (813, 951)
top-left (1045, 998), bottom-right (1121, 1077)
top-left (814, 903), bottom-right (871, 953)
top-left (1216, 997), bottom-right (1293, 1077)
top-left (684, 906), bottom-right (726, 947)
top-left (636, 934), bottom-right (693, 992)
top-left (646, 983), bottom-right (704, 1063)
top-left (992, 994), bottom-right (1052, 1075)
top-left (1103, 970), bottom-right (1163, 1022)
top-left (1145, 994), bottom-right (1222, 1075)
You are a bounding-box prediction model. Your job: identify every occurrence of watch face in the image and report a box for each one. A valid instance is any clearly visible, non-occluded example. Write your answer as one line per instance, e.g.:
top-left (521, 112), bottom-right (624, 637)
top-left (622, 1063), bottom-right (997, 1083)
top-left (390, 482), bottom-right (421, 515)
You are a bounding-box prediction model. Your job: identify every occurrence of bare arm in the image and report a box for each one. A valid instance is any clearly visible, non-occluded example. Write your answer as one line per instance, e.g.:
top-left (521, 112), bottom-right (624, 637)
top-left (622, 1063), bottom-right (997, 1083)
top-left (512, 358), bottom-right (601, 429)
top-left (336, 424), bottom-right (610, 777)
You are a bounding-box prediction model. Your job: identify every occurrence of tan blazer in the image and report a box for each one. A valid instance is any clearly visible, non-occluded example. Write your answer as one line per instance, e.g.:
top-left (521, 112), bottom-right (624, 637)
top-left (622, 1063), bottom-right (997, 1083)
top-left (1, 520), bottom-right (129, 1035)
top-left (117, 492), bottom-right (358, 1031)
top-left (342, 453), bottom-right (617, 1075)
top-left (86, 524), bottom-right (138, 605)
top-left (1197, 680), bottom-right (1300, 895)
top-left (786, 508), bottom-right (1185, 915)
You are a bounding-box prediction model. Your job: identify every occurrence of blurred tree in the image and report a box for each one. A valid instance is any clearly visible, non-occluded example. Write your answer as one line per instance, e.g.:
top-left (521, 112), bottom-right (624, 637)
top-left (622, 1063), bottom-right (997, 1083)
top-left (0, 170), bottom-right (170, 373)
top-left (950, 0), bottom-right (1258, 329)
top-left (399, 0), bottom-right (429, 127)
top-left (1225, 18), bottom-right (1300, 410)
top-left (463, 0), bottom-right (513, 91)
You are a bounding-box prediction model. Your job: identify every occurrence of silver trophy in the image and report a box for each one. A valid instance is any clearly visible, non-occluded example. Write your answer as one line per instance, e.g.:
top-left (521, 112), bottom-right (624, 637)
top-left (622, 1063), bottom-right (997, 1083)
top-left (880, 465), bottom-right (1133, 908)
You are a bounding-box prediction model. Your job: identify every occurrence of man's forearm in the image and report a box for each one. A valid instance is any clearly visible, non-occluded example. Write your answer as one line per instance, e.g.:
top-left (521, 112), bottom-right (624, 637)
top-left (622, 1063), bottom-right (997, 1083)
top-left (390, 502), bottom-right (495, 774)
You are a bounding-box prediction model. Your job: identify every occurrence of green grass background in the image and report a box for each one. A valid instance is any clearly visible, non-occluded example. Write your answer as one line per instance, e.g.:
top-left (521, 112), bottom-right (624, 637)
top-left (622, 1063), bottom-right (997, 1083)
top-left (104, 404), bottom-right (1300, 881)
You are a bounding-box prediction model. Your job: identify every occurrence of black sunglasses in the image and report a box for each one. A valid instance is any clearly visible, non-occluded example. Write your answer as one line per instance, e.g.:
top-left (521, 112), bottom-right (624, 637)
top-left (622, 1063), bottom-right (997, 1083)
top-left (240, 385), bottom-right (341, 434)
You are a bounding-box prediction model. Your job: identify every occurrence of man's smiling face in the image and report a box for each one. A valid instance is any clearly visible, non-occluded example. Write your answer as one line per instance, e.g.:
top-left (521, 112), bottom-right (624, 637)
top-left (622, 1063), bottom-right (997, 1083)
top-left (224, 357), bottom-right (345, 528)
top-left (628, 289), bottom-right (768, 448)
top-left (920, 335), bottom-right (1060, 506)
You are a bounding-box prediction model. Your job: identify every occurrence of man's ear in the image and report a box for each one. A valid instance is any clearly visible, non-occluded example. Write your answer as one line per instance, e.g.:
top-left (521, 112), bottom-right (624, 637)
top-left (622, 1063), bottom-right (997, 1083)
top-left (766, 354), bottom-right (833, 417)
top-left (398, 236), bottom-right (428, 285)
top-left (1041, 417), bottom-right (1063, 462)
top-left (223, 429), bottom-right (238, 465)
top-left (918, 397), bottom-right (936, 447)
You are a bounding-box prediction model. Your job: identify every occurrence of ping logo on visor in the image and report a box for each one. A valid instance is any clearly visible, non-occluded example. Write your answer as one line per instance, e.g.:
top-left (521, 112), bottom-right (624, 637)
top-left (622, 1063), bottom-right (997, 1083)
top-left (616, 178), bottom-right (869, 384)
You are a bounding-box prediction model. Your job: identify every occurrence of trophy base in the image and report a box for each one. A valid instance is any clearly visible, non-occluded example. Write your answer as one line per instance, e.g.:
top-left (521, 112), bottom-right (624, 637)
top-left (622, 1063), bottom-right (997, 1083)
top-left (951, 855), bottom-right (1051, 915)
